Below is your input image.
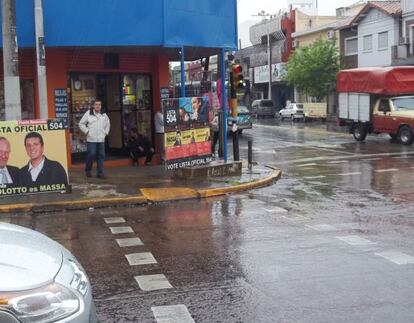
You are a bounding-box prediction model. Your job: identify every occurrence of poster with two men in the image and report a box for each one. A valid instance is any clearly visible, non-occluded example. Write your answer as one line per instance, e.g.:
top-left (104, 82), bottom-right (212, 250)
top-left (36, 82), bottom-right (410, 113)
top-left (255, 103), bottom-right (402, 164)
top-left (163, 96), bottom-right (212, 170)
top-left (0, 119), bottom-right (69, 197)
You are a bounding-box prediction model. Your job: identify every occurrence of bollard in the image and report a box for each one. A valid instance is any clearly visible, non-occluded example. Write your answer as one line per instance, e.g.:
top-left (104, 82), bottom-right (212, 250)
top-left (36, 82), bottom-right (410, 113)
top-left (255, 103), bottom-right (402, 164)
top-left (232, 123), bottom-right (239, 161)
top-left (248, 140), bottom-right (252, 169)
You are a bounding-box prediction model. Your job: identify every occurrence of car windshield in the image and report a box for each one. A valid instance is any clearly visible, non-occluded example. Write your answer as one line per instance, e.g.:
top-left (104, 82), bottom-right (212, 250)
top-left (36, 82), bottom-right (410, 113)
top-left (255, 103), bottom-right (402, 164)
top-left (296, 104), bottom-right (304, 109)
top-left (391, 97), bottom-right (414, 111)
top-left (238, 106), bottom-right (249, 113)
top-left (260, 100), bottom-right (274, 107)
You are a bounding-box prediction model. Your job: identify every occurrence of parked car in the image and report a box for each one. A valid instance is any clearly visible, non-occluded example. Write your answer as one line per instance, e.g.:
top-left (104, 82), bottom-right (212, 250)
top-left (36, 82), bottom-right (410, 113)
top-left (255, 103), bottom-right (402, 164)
top-left (0, 223), bottom-right (98, 323)
top-left (227, 105), bottom-right (252, 133)
top-left (251, 99), bottom-right (276, 118)
top-left (279, 102), bottom-right (305, 120)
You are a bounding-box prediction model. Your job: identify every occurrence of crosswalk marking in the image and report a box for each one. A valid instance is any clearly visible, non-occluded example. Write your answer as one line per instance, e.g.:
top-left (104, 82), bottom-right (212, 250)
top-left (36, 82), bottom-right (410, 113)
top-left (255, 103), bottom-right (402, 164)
top-left (109, 226), bottom-right (134, 234)
top-left (152, 305), bottom-right (195, 323)
top-left (375, 251), bottom-right (414, 265)
top-left (116, 237), bottom-right (143, 247)
top-left (306, 224), bottom-right (338, 232)
top-left (125, 252), bottom-right (157, 266)
top-left (104, 217), bottom-right (126, 224)
top-left (374, 168), bottom-right (399, 173)
top-left (135, 274), bottom-right (173, 291)
top-left (336, 235), bottom-right (375, 246)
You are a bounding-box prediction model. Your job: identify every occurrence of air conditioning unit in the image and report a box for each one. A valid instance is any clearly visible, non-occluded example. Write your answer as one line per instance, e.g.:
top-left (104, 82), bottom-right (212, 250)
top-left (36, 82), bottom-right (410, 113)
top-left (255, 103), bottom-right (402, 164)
top-left (327, 30), bottom-right (335, 39)
top-left (292, 39), bottom-right (299, 48)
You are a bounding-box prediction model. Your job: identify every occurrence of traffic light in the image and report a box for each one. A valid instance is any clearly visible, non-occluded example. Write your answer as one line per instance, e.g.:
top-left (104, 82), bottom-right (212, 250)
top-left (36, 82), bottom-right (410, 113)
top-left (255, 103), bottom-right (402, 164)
top-left (232, 64), bottom-right (244, 90)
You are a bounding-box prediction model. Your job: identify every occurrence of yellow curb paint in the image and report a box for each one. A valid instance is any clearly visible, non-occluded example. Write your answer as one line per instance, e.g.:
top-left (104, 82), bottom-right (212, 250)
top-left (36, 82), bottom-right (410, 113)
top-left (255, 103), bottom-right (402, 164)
top-left (140, 187), bottom-right (198, 202)
top-left (198, 169), bottom-right (281, 198)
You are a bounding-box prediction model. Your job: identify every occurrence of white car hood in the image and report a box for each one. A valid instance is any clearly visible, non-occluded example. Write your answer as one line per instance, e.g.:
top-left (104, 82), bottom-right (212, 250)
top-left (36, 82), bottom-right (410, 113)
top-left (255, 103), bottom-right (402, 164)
top-left (0, 223), bottom-right (62, 291)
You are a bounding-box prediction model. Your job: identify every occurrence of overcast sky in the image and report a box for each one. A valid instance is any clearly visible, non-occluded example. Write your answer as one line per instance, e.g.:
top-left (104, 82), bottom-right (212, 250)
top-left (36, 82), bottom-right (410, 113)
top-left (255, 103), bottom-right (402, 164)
top-left (237, 0), bottom-right (358, 23)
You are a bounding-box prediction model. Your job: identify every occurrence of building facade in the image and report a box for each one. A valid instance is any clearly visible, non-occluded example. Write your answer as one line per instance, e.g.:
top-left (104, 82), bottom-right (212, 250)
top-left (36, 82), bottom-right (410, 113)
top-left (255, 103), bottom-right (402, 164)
top-left (0, 0), bottom-right (237, 166)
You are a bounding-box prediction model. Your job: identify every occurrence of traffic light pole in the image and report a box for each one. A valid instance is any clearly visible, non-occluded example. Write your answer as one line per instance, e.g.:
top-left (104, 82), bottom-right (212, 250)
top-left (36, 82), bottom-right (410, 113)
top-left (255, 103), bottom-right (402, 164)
top-left (219, 48), bottom-right (227, 162)
top-left (229, 62), bottom-right (239, 162)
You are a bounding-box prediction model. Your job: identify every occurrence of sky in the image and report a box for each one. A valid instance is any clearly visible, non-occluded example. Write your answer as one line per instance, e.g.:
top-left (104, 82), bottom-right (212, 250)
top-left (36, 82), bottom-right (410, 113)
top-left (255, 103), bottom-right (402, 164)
top-left (237, 0), bottom-right (359, 24)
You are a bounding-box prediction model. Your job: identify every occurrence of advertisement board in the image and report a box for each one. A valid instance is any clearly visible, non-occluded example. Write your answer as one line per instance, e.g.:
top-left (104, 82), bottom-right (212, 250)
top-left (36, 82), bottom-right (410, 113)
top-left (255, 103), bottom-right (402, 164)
top-left (163, 97), bottom-right (212, 170)
top-left (0, 119), bottom-right (69, 196)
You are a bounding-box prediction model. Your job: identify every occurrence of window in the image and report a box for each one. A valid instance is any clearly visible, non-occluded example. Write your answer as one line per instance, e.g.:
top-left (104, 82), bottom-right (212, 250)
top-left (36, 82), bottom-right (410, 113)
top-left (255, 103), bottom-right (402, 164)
top-left (378, 31), bottom-right (388, 49)
top-left (363, 35), bottom-right (373, 51)
top-left (345, 37), bottom-right (358, 55)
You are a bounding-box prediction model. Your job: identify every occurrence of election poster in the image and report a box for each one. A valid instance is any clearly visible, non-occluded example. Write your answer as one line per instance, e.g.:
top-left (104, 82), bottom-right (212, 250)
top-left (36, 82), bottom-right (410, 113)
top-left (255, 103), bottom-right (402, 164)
top-left (163, 97), bottom-right (212, 170)
top-left (0, 119), bottom-right (69, 197)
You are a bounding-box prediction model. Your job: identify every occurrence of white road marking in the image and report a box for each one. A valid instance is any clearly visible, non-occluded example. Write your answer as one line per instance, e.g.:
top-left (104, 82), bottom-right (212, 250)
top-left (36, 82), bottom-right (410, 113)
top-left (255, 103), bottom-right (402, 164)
top-left (304, 175), bottom-right (326, 179)
top-left (104, 217), bottom-right (126, 224)
top-left (336, 235), bottom-right (375, 246)
top-left (362, 158), bottom-right (382, 161)
top-left (109, 226), bottom-right (133, 234)
top-left (306, 224), bottom-right (338, 232)
top-left (100, 209), bottom-right (119, 215)
top-left (125, 252), bottom-right (157, 266)
top-left (327, 160), bottom-right (347, 164)
top-left (152, 305), bottom-right (195, 323)
top-left (297, 163), bottom-right (317, 167)
top-left (280, 214), bottom-right (309, 221)
top-left (392, 156), bottom-right (410, 159)
top-left (116, 237), bottom-right (143, 247)
top-left (337, 172), bottom-right (362, 176)
top-left (375, 251), bottom-right (414, 265)
top-left (374, 168), bottom-right (399, 173)
top-left (262, 207), bottom-right (288, 213)
top-left (135, 274), bottom-right (173, 291)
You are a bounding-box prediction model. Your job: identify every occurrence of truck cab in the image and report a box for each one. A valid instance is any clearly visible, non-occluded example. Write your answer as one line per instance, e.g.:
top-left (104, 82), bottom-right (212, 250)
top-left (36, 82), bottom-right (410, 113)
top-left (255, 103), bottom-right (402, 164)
top-left (372, 96), bottom-right (414, 144)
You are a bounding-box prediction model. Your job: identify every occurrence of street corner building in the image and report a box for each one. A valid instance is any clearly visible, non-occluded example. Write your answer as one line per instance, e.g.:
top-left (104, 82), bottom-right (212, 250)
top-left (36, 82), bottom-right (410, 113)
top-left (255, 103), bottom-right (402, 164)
top-left (0, 0), bottom-right (238, 168)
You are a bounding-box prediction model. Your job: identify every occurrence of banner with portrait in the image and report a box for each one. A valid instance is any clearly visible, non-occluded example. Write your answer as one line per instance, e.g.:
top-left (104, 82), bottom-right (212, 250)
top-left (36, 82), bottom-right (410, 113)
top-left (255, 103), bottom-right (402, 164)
top-left (162, 97), bottom-right (212, 170)
top-left (0, 119), bottom-right (69, 197)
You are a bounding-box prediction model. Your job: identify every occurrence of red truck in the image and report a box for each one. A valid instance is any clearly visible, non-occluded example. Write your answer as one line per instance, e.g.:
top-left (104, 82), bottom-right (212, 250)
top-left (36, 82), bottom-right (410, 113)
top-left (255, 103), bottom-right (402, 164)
top-left (337, 66), bottom-right (414, 145)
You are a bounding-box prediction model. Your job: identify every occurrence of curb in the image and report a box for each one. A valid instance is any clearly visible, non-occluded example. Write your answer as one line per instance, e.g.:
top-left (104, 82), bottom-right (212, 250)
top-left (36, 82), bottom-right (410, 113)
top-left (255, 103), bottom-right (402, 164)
top-left (0, 169), bottom-right (281, 214)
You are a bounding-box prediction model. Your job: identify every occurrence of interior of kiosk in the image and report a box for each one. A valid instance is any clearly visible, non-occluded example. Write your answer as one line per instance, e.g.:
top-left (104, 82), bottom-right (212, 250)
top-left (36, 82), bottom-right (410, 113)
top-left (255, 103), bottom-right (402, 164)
top-left (68, 73), bottom-right (153, 163)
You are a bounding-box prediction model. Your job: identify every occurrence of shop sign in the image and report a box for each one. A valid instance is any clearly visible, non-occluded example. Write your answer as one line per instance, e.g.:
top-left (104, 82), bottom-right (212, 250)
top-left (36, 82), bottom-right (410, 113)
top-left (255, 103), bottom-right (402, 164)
top-left (160, 87), bottom-right (170, 100)
top-left (163, 97), bottom-right (212, 170)
top-left (54, 88), bottom-right (68, 127)
top-left (254, 63), bottom-right (287, 84)
top-left (0, 119), bottom-right (69, 197)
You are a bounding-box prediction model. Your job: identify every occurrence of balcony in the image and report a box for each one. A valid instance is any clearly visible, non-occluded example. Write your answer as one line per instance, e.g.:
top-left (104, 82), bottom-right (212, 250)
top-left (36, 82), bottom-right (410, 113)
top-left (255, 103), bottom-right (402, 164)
top-left (249, 18), bottom-right (286, 46)
top-left (391, 44), bottom-right (414, 66)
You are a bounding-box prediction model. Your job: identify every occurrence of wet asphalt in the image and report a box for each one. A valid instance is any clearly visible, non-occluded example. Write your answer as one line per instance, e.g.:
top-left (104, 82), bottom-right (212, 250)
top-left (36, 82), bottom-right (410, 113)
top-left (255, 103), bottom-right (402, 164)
top-left (4, 118), bottom-right (414, 322)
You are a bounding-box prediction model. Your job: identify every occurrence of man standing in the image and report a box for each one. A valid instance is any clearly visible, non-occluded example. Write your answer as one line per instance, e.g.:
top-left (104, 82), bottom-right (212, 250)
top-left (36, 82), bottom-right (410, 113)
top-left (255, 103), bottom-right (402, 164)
top-left (20, 132), bottom-right (68, 188)
top-left (0, 137), bottom-right (20, 186)
top-left (154, 106), bottom-right (164, 160)
top-left (79, 99), bottom-right (110, 179)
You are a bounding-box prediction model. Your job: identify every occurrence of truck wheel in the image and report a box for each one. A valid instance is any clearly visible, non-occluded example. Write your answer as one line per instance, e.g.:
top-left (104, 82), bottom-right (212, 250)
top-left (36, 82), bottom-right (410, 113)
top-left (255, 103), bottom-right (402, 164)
top-left (398, 126), bottom-right (414, 145)
top-left (352, 124), bottom-right (367, 141)
top-left (389, 134), bottom-right (398, 143)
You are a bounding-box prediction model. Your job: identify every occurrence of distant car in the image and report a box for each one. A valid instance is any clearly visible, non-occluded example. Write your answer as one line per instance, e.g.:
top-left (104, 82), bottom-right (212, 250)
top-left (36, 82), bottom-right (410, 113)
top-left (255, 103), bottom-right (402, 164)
top-left (227, 105), bottom-right (252, 133)
top-left (251, 99), bottom-right (276, 118)
top-left (0, 223), bottom-right (97, 323)
top-left (279, 103), bottom-right (305, 120)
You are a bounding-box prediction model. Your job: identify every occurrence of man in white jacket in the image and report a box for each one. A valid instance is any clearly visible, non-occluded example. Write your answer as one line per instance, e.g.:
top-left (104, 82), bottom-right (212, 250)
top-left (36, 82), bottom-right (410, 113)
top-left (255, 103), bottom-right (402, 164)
top-left (79, 100), bottom-right (110, 179)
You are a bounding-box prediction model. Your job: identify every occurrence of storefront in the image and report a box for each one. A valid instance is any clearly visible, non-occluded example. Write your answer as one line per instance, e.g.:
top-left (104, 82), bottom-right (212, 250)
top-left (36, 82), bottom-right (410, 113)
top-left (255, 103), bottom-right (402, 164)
top-left (0, 0), bottom-right (238, 167)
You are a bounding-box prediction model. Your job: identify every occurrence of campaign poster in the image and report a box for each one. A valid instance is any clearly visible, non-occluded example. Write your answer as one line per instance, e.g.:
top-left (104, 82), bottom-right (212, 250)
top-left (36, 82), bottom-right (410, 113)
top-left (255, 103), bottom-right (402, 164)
top-left (0, 119), bottom-right (69, 197)
top-left (163, 97), bottom-right (212, 170)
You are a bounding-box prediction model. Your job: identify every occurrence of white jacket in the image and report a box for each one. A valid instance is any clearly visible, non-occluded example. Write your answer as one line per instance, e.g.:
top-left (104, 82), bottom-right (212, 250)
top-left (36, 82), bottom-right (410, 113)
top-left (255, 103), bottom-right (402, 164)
top-left (79, 110), bottom-right (110, 143)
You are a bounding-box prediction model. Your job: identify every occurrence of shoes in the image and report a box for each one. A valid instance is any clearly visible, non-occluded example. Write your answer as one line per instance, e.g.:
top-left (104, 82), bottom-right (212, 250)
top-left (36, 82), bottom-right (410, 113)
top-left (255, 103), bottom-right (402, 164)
top-left (86, 172), bottom-right (92, 178)
top-left (97, 174), bottom-right (107, 179)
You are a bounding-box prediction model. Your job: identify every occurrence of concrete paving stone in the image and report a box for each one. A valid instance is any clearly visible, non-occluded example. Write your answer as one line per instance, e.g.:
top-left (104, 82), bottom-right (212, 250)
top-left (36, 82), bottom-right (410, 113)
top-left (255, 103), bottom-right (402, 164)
top-left (134, 274), bottom-right (173, 291)
top-left (151, 305), bottom-right (195, 323)
top-left (109, 226), bottom-right (134, 234)
top-left (125, 252), bottom-right (157, 266)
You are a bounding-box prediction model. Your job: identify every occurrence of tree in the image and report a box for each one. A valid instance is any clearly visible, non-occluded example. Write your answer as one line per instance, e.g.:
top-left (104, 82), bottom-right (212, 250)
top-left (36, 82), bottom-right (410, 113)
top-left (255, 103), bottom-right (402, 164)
top-left (286, 37), bottom-right (339, 99)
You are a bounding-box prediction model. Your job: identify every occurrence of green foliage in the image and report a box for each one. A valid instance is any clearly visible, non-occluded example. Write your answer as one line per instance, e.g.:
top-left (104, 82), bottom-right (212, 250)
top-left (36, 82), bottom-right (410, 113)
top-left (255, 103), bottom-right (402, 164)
top-left (286, 38), bottom-right (339, 97)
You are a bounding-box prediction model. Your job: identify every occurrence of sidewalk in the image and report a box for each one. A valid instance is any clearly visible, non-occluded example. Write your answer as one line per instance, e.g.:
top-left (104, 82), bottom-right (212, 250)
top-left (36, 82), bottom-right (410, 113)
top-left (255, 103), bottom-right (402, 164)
top-left (0, 161), bottom-right (281, 214)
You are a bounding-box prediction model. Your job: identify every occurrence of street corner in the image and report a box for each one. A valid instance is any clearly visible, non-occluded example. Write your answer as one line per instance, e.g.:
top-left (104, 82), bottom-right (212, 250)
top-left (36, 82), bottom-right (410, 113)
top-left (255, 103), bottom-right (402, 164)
top-left (140, 187), bottom-right (199, 203)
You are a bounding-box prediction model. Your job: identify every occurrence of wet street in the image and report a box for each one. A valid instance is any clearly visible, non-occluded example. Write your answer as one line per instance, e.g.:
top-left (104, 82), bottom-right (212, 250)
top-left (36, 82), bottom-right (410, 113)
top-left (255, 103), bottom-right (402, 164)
top-left (4, 119), bottom-right (414, 322)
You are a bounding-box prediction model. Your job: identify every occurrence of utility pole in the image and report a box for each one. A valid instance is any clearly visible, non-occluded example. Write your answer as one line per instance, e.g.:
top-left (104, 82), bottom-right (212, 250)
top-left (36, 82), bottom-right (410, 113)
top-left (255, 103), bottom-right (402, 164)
top-left (35, 0), bottom-right (48, 119)
top-left (2, 0), bottom-right (21, 120)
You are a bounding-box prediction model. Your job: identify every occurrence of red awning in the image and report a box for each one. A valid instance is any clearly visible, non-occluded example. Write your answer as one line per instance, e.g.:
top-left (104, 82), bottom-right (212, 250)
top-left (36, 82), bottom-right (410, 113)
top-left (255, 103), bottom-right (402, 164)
top-left (336, 66), bottom-right (414, 95)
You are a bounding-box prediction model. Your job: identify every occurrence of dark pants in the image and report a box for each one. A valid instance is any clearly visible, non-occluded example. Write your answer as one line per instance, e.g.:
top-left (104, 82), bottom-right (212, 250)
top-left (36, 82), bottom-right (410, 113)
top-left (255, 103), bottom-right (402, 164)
top-left (212, 131), bottom-right (219, 154)
top-left (130, 148), bottom-right (154, 164)
top-left (85, 142), bottom-right (105, 175)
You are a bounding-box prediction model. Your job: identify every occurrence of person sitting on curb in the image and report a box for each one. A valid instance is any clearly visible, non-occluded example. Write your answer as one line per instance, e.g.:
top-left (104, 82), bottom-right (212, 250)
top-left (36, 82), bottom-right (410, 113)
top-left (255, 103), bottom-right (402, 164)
top-left (127, 130), bottom-right (154, 166)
